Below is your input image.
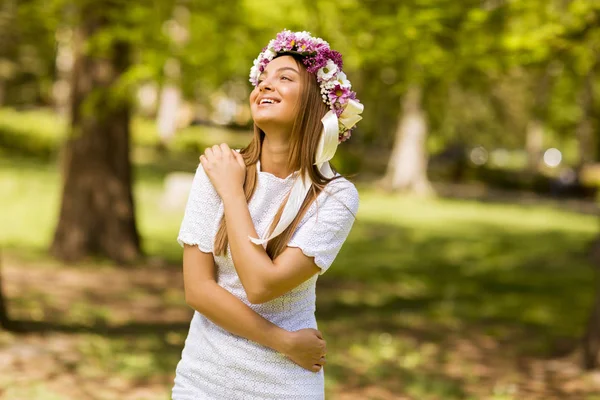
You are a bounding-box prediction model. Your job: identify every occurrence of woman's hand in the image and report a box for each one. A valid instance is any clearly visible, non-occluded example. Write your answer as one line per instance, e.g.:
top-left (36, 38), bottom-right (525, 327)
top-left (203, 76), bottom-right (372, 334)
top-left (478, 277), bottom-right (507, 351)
top-left (278, 328), bottom-right (327, 373)
top-left (199, 143), bottom-right (246, 200)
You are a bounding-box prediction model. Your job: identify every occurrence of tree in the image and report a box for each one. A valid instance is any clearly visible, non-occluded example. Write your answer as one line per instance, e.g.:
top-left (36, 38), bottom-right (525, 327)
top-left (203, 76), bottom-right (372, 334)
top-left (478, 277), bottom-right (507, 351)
top-left (0, 248), bottom-right (10, 329)
top-left (384, 85), bottom-right (433, 195)
top-left (51, 0), bottom-right (140, 263)
top-left (318, 0), bottom-right (510, 194)
top-left (564, 0), bottom-right (600, 370)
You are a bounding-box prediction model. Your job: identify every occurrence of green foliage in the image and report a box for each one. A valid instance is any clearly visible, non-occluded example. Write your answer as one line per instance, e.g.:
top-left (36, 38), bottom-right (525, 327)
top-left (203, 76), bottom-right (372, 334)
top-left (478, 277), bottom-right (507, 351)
top-left (3, 0), bottom-right (599, 162)
top-left (0, 0), bottom-right (60, 104)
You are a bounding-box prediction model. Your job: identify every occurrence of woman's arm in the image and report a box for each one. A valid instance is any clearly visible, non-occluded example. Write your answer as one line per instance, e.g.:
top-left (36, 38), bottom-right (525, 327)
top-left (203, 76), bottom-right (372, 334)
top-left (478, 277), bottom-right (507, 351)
top-left (199, 145), bottom-right (324, 304)
top-left (182, 244), bottom-right (326, 372)
top-left (221, 193), bottom-right (321, 304)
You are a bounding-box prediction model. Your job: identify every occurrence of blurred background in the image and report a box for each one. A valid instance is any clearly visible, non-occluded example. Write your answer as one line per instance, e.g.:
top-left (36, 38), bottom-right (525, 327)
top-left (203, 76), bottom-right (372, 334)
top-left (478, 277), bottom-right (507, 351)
top-left (1, 0), bottom-right (599, 399)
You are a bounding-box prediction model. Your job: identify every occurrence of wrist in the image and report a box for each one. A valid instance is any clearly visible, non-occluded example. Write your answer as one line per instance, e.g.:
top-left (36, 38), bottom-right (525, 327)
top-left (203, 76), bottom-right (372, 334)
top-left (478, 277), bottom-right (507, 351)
top-left (269, 327), bottom-right (292, 354)
top-left (220, 186), bottom-right (245, 204)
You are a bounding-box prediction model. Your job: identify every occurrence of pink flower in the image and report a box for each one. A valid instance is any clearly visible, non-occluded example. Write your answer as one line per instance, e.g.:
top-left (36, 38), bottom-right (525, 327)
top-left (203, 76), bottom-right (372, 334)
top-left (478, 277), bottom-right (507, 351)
top-left (328, 84), bottom-right (356, 115)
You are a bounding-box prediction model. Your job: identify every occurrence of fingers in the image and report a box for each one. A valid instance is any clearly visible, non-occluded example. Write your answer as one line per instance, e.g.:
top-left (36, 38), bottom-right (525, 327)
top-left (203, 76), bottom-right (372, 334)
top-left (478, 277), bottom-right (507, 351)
top-left (206, 144), bottom-right (229, 158)
top-left (201, 144), bottom-right (234, 164)
top-left (219, 143), bottom-right (231, 153)
top-left (232, 149), bottom-right (246, 168)
top-left (311, 357), bottom-right (326, 372)
top-left (314, 330), bottom-right (323, 340)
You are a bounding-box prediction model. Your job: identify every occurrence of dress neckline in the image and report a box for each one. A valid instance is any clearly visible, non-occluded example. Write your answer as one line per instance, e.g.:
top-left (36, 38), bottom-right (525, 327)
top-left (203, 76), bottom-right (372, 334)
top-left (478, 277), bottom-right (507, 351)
top-left (256, 159), bottom-right (298, 183)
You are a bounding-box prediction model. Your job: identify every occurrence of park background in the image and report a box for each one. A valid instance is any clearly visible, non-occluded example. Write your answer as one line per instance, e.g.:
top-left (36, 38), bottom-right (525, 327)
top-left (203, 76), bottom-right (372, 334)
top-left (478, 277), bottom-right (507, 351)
top-left (1, 0), bottom-right (600, 399)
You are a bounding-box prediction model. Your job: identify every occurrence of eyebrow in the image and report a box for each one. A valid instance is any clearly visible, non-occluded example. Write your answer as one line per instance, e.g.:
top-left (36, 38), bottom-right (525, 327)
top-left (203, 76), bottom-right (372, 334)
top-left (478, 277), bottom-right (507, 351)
top-left (259, 67), bottom-right (300, 77)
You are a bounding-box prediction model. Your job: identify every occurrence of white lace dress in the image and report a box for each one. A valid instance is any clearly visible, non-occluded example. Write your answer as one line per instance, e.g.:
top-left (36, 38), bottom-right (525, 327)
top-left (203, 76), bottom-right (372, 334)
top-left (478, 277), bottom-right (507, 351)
top-left (172, 161), bottom-right (359, 400)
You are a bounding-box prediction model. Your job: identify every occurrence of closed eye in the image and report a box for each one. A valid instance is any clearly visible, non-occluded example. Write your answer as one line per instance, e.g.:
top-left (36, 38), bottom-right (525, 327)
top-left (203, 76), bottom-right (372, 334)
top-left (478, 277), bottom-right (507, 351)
top-left (281, 75), bottom-right (292, 81)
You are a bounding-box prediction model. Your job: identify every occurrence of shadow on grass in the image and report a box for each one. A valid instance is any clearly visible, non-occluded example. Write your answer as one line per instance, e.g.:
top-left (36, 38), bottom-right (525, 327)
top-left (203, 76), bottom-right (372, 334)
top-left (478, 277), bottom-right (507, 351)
top-left (312, 219), bottom-right (595, 397)
top-left (321, 219), bottom-right (593, 337)
top-left (4, 319), bottom-right (190, 335)
top-left (319, 219), bottom-right (597, 397)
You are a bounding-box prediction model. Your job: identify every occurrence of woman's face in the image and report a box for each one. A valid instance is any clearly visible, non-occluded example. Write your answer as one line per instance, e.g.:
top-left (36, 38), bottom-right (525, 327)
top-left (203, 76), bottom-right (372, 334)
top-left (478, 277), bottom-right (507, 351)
top-left (249, 55), bottom-right (302, 135)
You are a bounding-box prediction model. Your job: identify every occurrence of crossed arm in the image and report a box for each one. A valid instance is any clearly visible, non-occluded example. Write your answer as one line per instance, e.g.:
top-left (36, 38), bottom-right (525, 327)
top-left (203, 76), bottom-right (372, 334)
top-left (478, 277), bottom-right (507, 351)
top-left (182, 244), bottom-right (326, 372)
top-left (182, 144), bottom-right (329, 370)
top-left (182, 244), bottom-right (287, 350)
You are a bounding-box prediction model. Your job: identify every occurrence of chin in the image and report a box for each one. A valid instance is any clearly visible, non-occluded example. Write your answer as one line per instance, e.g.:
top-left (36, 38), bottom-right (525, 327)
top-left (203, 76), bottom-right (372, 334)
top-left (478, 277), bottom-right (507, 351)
top-left (252, 115), bottom-right (292, 133)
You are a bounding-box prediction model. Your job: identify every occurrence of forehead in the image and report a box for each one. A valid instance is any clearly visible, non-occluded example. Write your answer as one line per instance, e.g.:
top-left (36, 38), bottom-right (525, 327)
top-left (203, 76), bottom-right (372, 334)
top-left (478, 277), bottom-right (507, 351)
top-left (263, 55), bottom-right (299, 73)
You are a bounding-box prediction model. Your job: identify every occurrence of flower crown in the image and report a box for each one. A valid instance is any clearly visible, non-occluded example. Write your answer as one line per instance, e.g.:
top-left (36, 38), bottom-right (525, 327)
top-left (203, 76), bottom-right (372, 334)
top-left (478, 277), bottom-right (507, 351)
top-left (249, 30), bottom-right (362, 142)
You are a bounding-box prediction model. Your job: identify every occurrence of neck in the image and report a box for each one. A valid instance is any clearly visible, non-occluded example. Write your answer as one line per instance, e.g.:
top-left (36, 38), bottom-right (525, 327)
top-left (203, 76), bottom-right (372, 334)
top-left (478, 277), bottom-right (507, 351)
top-left (260, 134), bottom-right (293, 179)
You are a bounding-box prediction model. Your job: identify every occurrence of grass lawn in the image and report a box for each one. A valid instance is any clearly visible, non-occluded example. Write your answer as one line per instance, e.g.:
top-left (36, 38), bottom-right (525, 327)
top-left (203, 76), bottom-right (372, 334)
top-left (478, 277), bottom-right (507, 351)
top-left (1, 108), bottom-right (599, 399)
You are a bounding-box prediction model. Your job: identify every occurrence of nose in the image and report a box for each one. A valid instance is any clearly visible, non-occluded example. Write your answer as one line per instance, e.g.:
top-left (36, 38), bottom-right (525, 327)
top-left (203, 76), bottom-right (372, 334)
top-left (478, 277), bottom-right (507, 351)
top-left (258, 78), bottom-right (273, 92)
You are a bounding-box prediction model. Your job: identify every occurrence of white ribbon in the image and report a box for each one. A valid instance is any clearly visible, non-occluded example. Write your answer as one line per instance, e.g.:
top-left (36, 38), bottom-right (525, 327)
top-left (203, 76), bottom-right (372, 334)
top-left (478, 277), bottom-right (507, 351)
top-left (249, 100), bottom-right (363, 247)
top-left (339, 99), bottom-right (364, 131)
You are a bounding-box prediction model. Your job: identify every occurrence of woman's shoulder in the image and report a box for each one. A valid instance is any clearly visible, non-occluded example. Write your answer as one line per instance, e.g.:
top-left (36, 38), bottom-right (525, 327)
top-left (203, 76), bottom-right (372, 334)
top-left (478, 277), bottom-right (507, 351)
top-left (319, 176), bottom-right (359, 214)
top-left (325, 175), bottom-right (358, 193)
top-left (191, 163), bottom-right (221, 203)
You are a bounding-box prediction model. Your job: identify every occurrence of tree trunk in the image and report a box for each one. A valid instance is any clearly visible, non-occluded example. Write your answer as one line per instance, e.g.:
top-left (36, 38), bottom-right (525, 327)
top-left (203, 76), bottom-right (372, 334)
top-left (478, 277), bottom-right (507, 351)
top-left (383, 85), bottom-right (434, 196)
top-left (584, 238), bottom-right (600, 369)
top-left (156, 59), bottom-right (181, 149)
top-left (156, 7), bottom-right (189, 149)
top-left (0, 80), bottom-right (5, 107)
top-left (526, 70), bottom-right (552, 173)
top-left (51, 2), bottom-right (141, 263)
top-left (576, 72), bottom-right (594, 167)
top-left (0, 249), bottom-right (10, 329)
top-left (583, 67), bottom-right (599, 369)
top-left (525, 119), bottom-right (544, 171)
top-left (52, 27), bottom-right (74, 116)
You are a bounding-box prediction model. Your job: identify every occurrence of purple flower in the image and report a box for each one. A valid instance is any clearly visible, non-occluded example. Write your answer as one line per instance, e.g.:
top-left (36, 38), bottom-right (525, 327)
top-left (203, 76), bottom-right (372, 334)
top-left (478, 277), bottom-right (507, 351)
top-left (328, 84), bottom-right (355, 109)
top-left (328, 50), bottom-right (343, 70)
top-left (339, 129), bottom-right (352, 143)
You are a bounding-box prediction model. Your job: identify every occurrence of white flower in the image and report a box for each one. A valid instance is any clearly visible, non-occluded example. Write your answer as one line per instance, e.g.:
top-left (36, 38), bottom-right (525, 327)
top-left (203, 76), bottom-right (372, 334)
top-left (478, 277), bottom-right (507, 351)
top-left (313, 36), bottom-right (329, 47)
top-left (296, 31), bottom-right (312, 41)
top-left (317, 60), bottom-right (339, 82)
top-left (263, 49), bottom-right (277, 61)
top-left (336, 71), bottom-right (352, 88)
top-left (249, 65), bottom-right (260, 84)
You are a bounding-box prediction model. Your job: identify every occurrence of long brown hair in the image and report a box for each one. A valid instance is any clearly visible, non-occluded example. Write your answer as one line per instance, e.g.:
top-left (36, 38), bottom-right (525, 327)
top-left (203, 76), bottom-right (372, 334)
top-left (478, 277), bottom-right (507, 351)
top-left (213, 54), bottom-right (343, 259)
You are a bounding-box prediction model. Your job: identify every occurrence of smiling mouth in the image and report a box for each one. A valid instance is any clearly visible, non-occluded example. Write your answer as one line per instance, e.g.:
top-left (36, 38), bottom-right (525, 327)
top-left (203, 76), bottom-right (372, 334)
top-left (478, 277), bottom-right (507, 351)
top-left (259, 98), bottom-right (280, 105)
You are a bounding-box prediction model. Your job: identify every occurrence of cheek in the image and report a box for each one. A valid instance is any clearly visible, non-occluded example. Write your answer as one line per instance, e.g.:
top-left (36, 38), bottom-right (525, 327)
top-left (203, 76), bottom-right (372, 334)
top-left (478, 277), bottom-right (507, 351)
top-left (283, 85), bottom-right (302, 109)
top-left (249, 89), bottom-right (258, 104)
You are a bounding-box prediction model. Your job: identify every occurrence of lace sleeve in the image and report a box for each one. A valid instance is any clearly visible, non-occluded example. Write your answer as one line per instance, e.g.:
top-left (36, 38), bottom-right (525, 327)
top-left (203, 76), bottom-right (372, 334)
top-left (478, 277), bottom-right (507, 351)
top-left (287, 178), bottom-right (359, 275)
top-left (177, 164), bottom-right (222, 253)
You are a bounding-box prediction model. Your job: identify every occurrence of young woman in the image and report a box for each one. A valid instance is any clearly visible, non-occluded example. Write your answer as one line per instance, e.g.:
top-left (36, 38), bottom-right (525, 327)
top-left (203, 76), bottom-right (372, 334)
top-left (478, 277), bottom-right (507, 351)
top-left (172, 30), bottom-right (363, 399)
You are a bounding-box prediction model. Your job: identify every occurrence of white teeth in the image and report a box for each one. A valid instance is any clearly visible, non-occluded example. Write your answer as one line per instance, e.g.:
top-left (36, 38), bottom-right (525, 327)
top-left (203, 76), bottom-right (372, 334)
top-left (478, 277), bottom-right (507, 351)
top-left (260, 99), bottom-right (277, 104)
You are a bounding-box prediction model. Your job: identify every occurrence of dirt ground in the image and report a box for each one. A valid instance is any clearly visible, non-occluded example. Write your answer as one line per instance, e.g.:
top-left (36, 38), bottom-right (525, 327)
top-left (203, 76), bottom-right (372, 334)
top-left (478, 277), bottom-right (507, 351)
top-left (1, 255), bottom-right (600, 400)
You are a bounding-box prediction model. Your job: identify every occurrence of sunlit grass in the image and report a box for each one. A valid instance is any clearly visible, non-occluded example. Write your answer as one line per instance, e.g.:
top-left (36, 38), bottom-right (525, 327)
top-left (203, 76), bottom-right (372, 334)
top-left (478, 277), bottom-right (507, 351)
top-left (0, 107), bottom-right (251, 156)
top-left (0, 107), bottom-right (67, 139)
